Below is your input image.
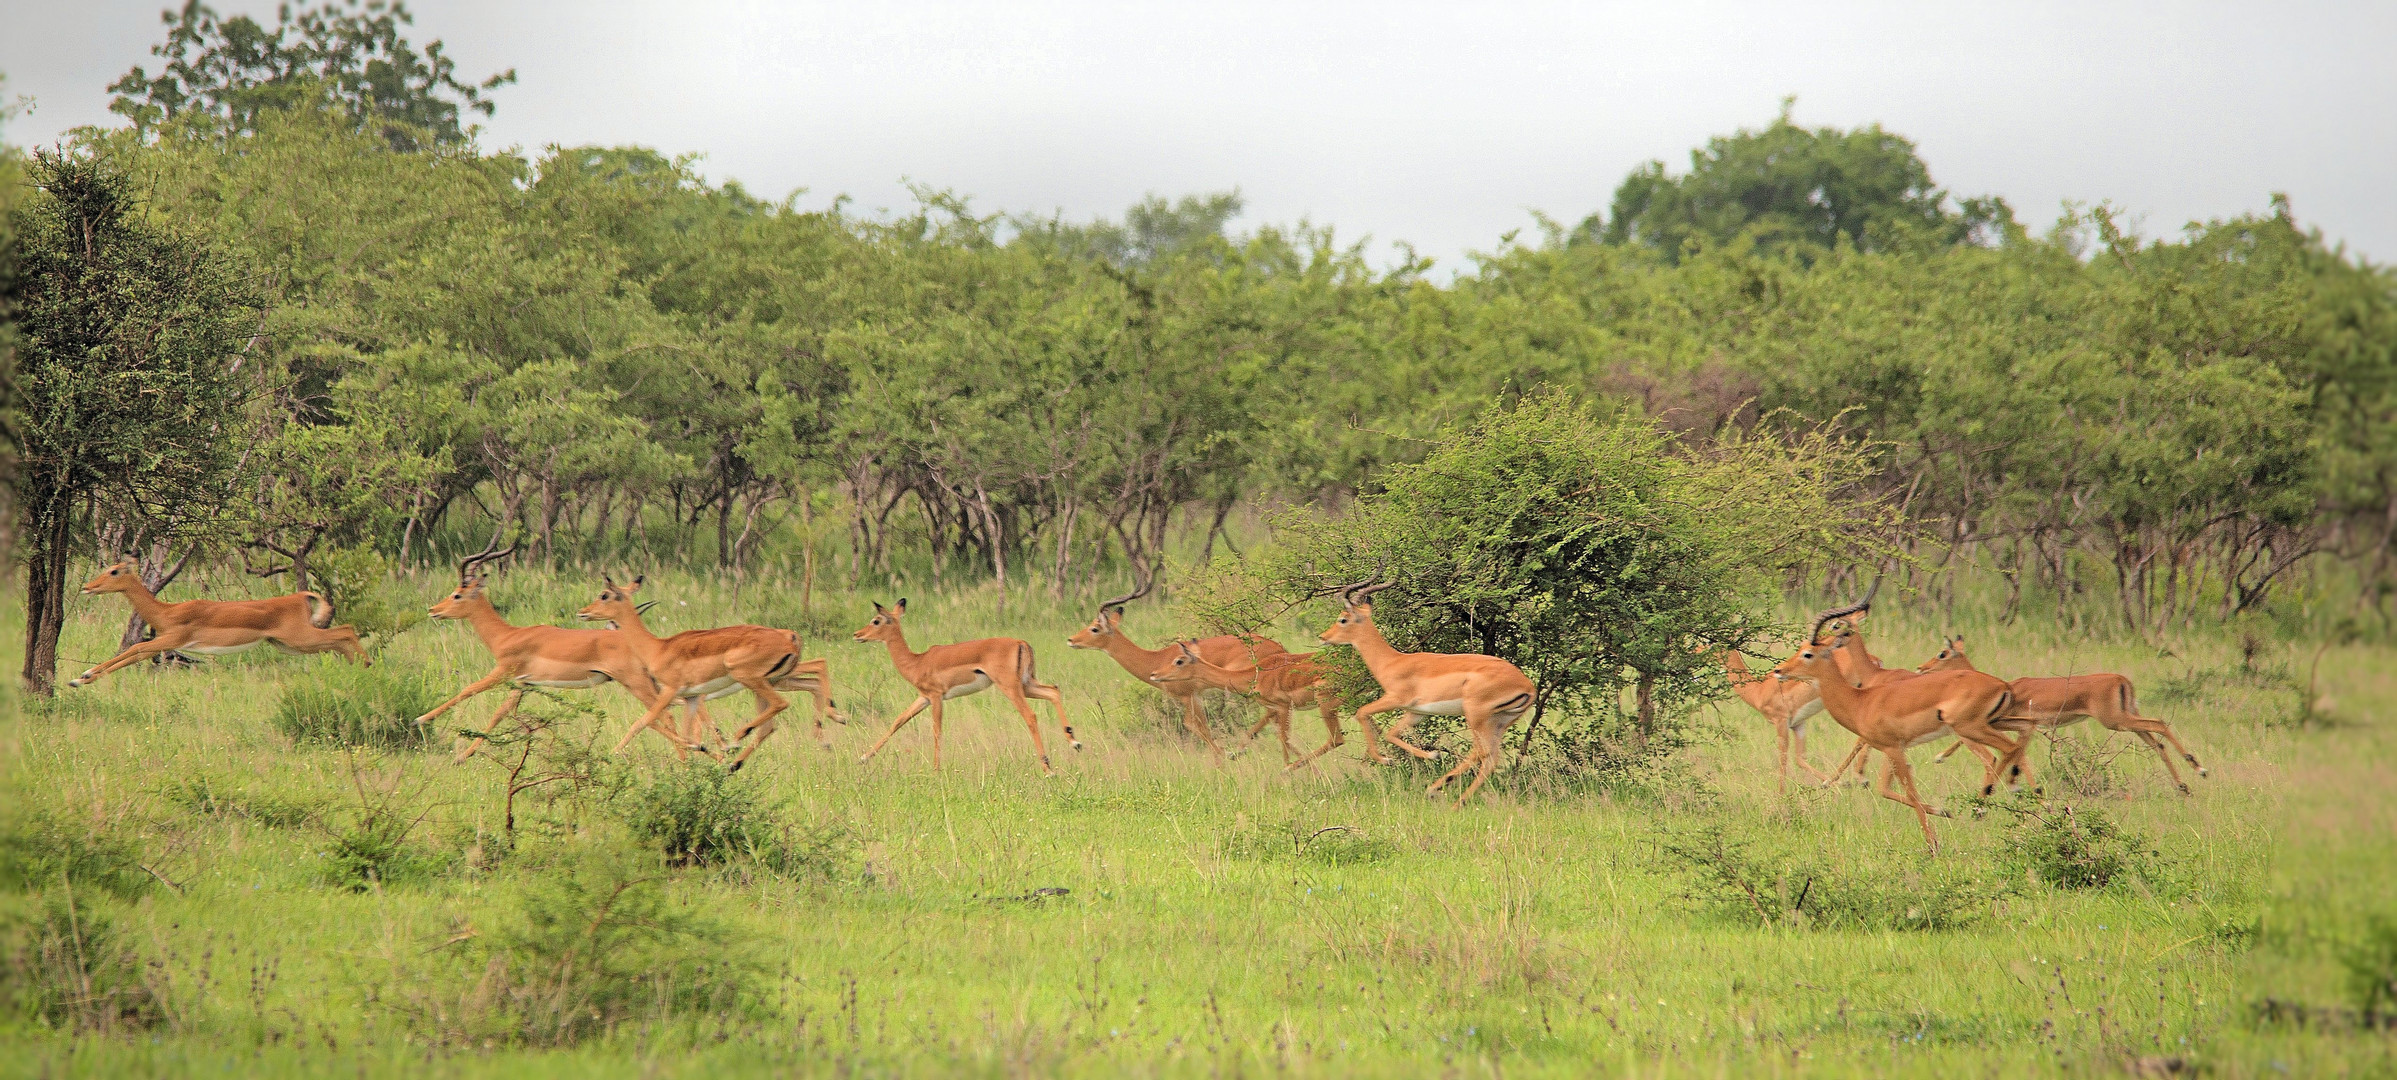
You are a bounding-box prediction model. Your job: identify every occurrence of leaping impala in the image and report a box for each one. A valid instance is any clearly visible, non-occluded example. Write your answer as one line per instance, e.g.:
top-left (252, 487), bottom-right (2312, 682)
top-left (577, 576), bottom-right (833, 771)
top-left (66, 558), bottom-right (368, 688)
top-left (1771, 619), bottom-right (2027, 855)
top-left (1723, 648), bottom-right (1834, 789)
top-left (1146, 640), bottom-right (1388, 769)
top-left (1067, 576), bottom-right (1287, 765)
top-left (853, 598), bottom-right (1076, 774)
top-left (1916, 635), bottom-right (2207, 794)
top-left (1318, 577), bottom-right (1535, 806)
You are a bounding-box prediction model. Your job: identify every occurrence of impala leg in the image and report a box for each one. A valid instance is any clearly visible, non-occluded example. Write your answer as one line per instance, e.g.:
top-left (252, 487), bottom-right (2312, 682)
top-left (1789, 721), bottom-right (1836, 785)
top-left (1878, 753), bottom-right (1942, 856)
top-left (792, 660), bottom-right (839, 743)
top-left (724, 680), bottom-right (789, 773)
top-left (1451, 716), bottom-right (1510, 806)
top-left (859, 695), bottom-right (931, 764)
top-left (1176, 690), bottom-right (1228, 766)
top-left (1772, 719), bottom-right (1792, 792)
top-left (1268, 704), bottom-right (1298, 763)
top-left (1025, 679), bottom-right (1076, 751)
top-left (2116, 712), bottom-right (2205, 786)
top-left (998, 684), bottom-right (1054, 775)
top-left (66, 633), bottom-right (193, 688)
top-left (1285, 699), bottom-right (1348, 771)
top-left (273, 624), bottom-right (370, 665)
top-left (1366, 698), bottom-right (1439, 760)
top-left (1822, 737), bottom-right (1868, 789)
top-left (452, 686), bottom-right (526, 763)
top-left (1427, 740), bottom-right (1482, 797)
top-left (2106, 718), bottom-right (2193, 794)
top-left (420, 667), bottom-right (511, 729)
top-left (620, 688), bottom-right (711, 758)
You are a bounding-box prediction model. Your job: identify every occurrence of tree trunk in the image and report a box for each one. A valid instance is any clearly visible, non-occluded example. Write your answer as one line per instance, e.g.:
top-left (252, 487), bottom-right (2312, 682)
top-left (21, 505), bottom-right (71, 697)
top-left (1634, 671), bottom-right (1656, 745)
top-left (118, 540), bottom-right (186, 653)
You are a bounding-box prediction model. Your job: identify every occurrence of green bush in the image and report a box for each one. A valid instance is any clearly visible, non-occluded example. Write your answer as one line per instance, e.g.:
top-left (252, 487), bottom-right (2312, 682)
top-left (273, 663), bottom-right (442, 749)
top-left (2344, 914), bottom-right (2397, 1018)
top-left (157, 774), bottom-right (318, 828)
top-left (319, 810), bottom-right (443, 891)
top-left (1994, 800), bottom-right (2156, 891)
top-left (313, 545), bottom-right (421, 641)
top-left (0, 812), bottom-right (150, 900)
top-left (1654, 822), bottom-right (2006, 932)
top-left (616, 763), bottom-right (861, 881)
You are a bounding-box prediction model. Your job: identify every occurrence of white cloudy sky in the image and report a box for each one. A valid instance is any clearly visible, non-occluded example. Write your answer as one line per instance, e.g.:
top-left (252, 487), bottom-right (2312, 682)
top-left (5, 1), bottom-right (2392, 271)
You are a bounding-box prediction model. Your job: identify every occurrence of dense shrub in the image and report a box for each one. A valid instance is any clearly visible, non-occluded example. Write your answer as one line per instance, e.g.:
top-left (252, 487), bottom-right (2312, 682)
top-left (2344, 914), bottom-right (2397, 1018)
top-left (0, 812), bottom-right (150, 900)
top-left (616, 763), bottom-right (861, 881)
top-left (273, 663), bottom-right (442, 749)
top-left (1994, 800), bottom-right (2157, 891)
top-left (1653, 822), bottom-right (2007, 931)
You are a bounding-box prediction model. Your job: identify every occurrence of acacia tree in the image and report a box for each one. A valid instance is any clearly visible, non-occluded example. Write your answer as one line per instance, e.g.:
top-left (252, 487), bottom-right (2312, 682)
top-left (1190, 390), bottom-right (1899, 769)
top-left (11, 150), bottom-right (255, 695)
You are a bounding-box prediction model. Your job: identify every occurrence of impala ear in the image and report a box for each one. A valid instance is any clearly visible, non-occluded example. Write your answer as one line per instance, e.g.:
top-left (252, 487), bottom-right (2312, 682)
top-left (603, 574), bottom-right (617, 587)
top-left (1178, 640), bottom-right (1200, 659)
top-left (631, 574), bottom-right (644, 587)
top-left (894, 597), bottom-right (907, 615)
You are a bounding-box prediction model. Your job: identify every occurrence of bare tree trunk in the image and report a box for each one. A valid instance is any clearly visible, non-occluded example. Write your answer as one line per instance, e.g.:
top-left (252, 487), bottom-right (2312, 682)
top-left (1049, 495), bottom-right (1078, 600)
top-left (21, 503), bottom-right (72, 697)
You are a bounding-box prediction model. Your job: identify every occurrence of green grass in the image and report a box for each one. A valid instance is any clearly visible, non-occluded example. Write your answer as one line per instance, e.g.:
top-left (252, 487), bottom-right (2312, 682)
top-left (3, 562), bottom-right (2393, 1076)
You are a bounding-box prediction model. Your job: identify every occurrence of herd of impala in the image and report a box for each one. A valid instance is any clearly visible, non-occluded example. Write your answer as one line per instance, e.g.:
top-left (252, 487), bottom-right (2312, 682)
top-left (64, 543), bottom-right (2204, 850)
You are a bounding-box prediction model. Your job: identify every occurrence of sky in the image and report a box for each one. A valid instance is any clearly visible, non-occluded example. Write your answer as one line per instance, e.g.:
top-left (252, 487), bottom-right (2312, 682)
top-left (4, 0), bottom-right (2392, 272)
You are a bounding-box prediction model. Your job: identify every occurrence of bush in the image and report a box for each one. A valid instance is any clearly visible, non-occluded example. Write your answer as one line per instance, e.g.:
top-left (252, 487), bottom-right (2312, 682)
top-left (273, 662), bottom-right (443, 749)
top-left (2344, 914), bottom-right (2397, 1019)
top-left (1994, 800), bottom-right (2156, 891)
top-left (313, 545), bottom-right (421, 641)
top-left (0, 812), bottom-right (151, 900)
top-left (400, 852), bottom-right (764, 1046)
top-left (157, 774), bottom-right (318, 828)
top-left (616, 763), bottom-right (861, 881)
top-left (1, 891), bottom-right (167, 1032)
top-left (1653, 822), bottom-right (2007, 931)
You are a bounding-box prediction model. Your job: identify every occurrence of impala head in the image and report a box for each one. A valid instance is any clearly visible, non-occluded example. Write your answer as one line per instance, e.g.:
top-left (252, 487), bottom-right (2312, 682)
top-left (80, 558), bottom-right (145, 595)
top-left (1771, 634), bottom-right (1852, 686)
top-left (854, 598), bottom-right (907, 643)
top-left (1318, 576), bottom-right (1393, 646)
top-left (574, 574), bottom-right (646, 624)
top-left (1145, 640), bottom-right (1208, 686)
top-left (430, 541), bottom-right (518, 618)
top-left (1917, 635), bottom-right (1971, 672)
top-left (1068, 578), bottom-right (1151, 650)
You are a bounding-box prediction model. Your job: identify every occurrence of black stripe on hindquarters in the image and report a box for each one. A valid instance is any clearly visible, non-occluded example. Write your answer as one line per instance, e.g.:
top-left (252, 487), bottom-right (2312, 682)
top-left (764, 652), bottom-right (798, 681)
top-left (1494, 692), bottom-right (1533, 716)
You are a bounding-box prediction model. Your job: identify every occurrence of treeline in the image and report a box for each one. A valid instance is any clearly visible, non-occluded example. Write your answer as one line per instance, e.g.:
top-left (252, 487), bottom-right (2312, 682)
top-left (7, 6), bottom-right (2396, 671)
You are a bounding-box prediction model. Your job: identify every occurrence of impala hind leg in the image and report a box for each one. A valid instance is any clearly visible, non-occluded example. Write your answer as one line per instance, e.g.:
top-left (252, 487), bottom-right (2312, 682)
top-left (1449, 720), bottom-right (1510, 806)
top-left (1877, 753), bottom-right (1943, 856)
top-left (1823, 737), bottom-right (1869, 788)
top-left (452, 687), bottom-right (527, 763)
top-left (1286, 700), bottom-right (1354, 771)
top-left (618, 689), bottom-right (715, 759)
top-left (724, 681), bottom-right (791, 773)
top-left (1024, 679), bottom-right (1076, 751)
top-left (2110, 721), bottom-right (2193, 794)
top-left (274, 624), bottom-right (370, 665)
top-left (997, 684), bottom-right (1055, 775)
top-left (858, 695), bottom-right (931, 765)
top-left (2110, 713), bottom-right (2204, 790)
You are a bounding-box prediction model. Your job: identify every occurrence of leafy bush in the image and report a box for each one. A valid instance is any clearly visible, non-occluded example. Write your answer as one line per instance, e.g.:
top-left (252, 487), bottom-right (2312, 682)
top-left (1994, 800), bottom-right (2156, 891)
top-left (157, 774), bottom-right (318, 828)
top-left (1, 891), bottom-right (167, 1032)
top-left (320, 811), bottom-right (443, 891)
top-left (273, 662), bottom-right (442, 749)
top-left (616, 763), bottom-right (861, 881)
top-left (312, 545), bottom-right (420, 641)
top-left (1653, 822), bottom-right (2006, 931)
top-left (0, 812), bottom-right (151, 900)
top-left (2344, 914), bottom-right (2397, 1018)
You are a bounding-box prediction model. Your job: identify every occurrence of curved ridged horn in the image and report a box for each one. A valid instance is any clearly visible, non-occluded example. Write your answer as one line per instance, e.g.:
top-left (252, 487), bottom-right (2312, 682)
top-left (460, 535), bottom-right (517, 584)
top-left (1807, 575), bottom-right (1883, 645)
top-left (1098, 574), bottom-right (1153, 616)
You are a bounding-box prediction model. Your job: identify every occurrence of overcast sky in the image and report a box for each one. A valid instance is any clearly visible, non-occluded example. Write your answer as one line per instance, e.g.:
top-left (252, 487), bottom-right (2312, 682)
top-left (5, 1), bottom-right (2392, 271)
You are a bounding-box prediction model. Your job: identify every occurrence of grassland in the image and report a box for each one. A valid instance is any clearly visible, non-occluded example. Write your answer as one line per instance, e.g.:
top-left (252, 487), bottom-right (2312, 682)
top-left (2, 562), bottom-right (2392, 1077)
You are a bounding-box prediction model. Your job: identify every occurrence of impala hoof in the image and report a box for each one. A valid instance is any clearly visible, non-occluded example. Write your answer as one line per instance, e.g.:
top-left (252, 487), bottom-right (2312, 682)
top-left (2194, 764), bottom-right (2209, 777)
top-left (2176, 783), bottom-right (2192, 796)
top-left (727, 759), bottom-right (747, 774)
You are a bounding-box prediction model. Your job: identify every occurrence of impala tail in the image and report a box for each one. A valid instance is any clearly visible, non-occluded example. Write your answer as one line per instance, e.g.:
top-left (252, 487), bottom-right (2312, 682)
top-left (303, 591), bottom-right (336, 629)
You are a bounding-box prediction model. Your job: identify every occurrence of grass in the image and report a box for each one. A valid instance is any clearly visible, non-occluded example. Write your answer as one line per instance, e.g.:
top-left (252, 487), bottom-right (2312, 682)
top-left (1, 560), bottom-right (2392, 1076)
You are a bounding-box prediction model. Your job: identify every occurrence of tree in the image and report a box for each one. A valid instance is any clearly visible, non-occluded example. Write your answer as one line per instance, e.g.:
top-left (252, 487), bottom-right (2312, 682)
top-left (11, 150), bottom-right (256, 695)
top-left (1191, 390), bottom-right (1898, 769)
top-left (1590, 100), bottom-right (2013, 262)
top-left (109, 0), bottom-right (513, 150)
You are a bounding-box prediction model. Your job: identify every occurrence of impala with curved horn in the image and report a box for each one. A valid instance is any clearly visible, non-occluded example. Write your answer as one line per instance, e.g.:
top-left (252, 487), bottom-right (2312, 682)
top-left (578, 576), bottom-right (832, 771)
top-left (1915, 635), bottom-right (2207, 794)
top-left (1067, 573), bottom-right (1287, 765)
top-left (1318, 576), bottom-right (1535, 806)
top-left (66, 554), bottom-right (368, 688)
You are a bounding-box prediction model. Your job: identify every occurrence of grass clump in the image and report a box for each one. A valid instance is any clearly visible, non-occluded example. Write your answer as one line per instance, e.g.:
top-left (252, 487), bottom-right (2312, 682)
top-left (0, 890), bottom-right (168, 1033)
top-left (272, 662), bottom-right (442, 749)
top-left (2343, 914), bottom-right (2397, 1019)
top-left (616, 763), bottom-right (861, 882)
top-left (157, 774), bottom-right (318, 828)
top-left (1221, 819), bottom-right (1399, 866)
top-left (0, 812), bottom-right (152, 901)
top-left (1653, 822), bottom-right (2006, 931)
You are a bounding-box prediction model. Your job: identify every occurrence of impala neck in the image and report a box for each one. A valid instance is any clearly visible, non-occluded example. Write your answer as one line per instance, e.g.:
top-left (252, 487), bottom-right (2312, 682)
top-left (611, 605), bottom-right (667, 660)
top-left (115, 580), bottom-right (172, 626)
top-left (1811, 668), bottom-right (1867, 722)
top-left (1095, 630), bottom-right (1174, 679)
top-left (879, 625), bottom-right (929, 681)
top-left (1193, 656), bottom-right (1261, 694)
top-left (459, 597), bottom-right (521, 650)
top-left (1347, 613), bottom-right (1406, 677)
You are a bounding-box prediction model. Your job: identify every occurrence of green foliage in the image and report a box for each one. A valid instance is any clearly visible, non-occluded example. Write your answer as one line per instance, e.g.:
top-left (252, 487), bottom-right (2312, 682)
top-left (615, 762), bottom-right (861, 881)
top-left (2343, 914), bottom-right (2397, 1018)
top-left (108, 0), bottom-right (514, 149)
top-left (1192, 390), bottom-right (1893, 768)
top-left (0, 811), bottom-right (151, 901)
top-left (1993, 800), bottom-right (2157, 891)
top-left (272, 663), bottom-right (441, 749)
top-left (1653, 821), bottom-right (2006, 932)
top-left (156, 774), bottom-right (318, 828)
top-left (1220, 820), bottom-right (1398, 866)
top-left (1, 890), bottom-right (167, 1033)
top-left (309, 545), bottom-right (417, 640)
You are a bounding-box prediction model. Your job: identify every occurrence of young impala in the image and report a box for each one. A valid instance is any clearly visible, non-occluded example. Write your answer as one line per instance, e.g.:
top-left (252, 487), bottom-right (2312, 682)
top-left (578, 576), bottom-right (831, 772)
top-left (1068, 576), bottom-right (1287, 765)
top-left (1146, 640), bottom-right (1387, 769)
top-left (853, 598), bottom-right (1075, 774)
top-left (1916, 635), bottom-right (2207, 794)
top-left (1318, 577), bottom-right (1535, 806)
top-left (67, 558), bottom-right (368, 687)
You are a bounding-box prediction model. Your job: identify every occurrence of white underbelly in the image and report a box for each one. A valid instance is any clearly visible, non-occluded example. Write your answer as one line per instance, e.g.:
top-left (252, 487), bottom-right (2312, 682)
top-left (1789, 698), bottom-right (1824, 729)
top-left (943, 673), bottom-right (995, 700)
top-left (678, 676), bottom-right (741, 701)
top-left (1408, 699), bottom-right (1466, 716)
top-left (1906, 729), bottom-right (1952, 749)
top-left (179, 641), bottom-right (265, 657)
top-left (518, 674), bottom-right (612, 689)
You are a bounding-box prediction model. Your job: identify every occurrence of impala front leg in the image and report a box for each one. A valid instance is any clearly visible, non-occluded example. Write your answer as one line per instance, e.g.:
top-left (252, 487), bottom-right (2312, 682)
top-left (860, 695), bottom-right (931, 765)
top-left (67, 633), bottom-right (193, 688)
top-left (1364, 698), bottom-right (1439, 760)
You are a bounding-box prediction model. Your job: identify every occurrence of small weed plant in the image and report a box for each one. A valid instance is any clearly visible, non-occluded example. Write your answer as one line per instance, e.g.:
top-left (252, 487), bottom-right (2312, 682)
top-left (1653, 821), bottom-right (2007, 931)
top-left (1990, 798), bottom-right (2159, 891)
top-left (274, 662), bottom-right (443, 749)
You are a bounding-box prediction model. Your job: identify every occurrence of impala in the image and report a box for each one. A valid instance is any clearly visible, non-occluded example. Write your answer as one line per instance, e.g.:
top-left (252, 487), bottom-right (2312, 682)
top-left (67, 558), bottom-right (367, 688)
top-left (1772, 624), bottom-right (2026, 855)
top-left (1916, 635), bottom-right (2208, 794)
top-left (1816, 621), bottom-right (2004, 786)
top-left (853, 598), bottom-right (1076, 774)
top-left (577, 576), bottom-right (827, 772)
top-left (1318, 578), bottom-right (1535, 806)
top-left (1067, 577), bottom-right (1287, 764)
top-left (1722, 648), bottom-right (1833, 788)
top-left (1146, 641), bottom-right (1388, 769)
